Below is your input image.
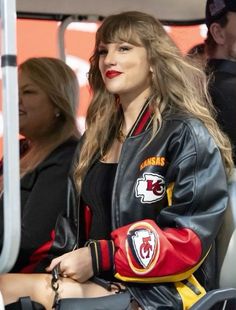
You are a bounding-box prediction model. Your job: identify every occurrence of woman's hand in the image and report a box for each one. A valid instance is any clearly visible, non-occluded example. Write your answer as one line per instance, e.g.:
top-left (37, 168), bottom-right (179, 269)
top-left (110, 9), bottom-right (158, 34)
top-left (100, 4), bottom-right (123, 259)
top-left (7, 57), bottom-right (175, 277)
top-left (46, 247), bottom-right (93, 282)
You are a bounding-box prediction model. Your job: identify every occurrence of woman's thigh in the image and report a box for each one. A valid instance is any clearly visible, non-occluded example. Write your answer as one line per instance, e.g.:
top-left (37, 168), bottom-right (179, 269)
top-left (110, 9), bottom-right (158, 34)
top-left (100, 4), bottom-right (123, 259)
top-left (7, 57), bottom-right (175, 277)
top-left (0, 273), bottom-right (54, 307)
top-left (0, 274), bottom-right (138, 310)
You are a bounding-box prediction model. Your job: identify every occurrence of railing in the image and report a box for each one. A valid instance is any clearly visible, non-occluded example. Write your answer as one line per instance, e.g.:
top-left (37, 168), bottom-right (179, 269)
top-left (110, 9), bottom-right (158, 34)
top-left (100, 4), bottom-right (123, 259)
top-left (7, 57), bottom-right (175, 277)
top-left (0, 0), bottom-right (20, 273)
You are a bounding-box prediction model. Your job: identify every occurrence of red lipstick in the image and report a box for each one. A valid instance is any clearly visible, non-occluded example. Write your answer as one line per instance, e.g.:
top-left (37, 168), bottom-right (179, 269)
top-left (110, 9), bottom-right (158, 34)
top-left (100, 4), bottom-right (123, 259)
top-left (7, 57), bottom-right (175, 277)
top-left (105, 70), bottom-right (122, 79)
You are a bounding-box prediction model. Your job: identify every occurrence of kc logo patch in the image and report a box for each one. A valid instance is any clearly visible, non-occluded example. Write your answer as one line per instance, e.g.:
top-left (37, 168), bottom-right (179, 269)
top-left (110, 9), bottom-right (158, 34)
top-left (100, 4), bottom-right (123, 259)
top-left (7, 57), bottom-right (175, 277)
top-left (135, 172), bottom-right (165, 203)
top-left (126, 221), bottom-right (160, 275)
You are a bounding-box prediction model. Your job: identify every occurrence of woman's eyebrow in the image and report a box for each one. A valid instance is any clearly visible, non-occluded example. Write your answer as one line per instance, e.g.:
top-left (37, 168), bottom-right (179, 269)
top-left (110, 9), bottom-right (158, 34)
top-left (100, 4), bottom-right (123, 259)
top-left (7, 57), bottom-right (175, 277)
top-left (20, 83), bottom-right (35, 89)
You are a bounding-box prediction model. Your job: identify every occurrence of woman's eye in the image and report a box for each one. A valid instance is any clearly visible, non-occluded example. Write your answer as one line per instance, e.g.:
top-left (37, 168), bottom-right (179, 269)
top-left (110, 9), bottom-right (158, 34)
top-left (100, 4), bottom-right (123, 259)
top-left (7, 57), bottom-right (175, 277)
top-left (119, 46), bottom-right (131, 52)
top-left (23, 89), bottom-right (36, 94)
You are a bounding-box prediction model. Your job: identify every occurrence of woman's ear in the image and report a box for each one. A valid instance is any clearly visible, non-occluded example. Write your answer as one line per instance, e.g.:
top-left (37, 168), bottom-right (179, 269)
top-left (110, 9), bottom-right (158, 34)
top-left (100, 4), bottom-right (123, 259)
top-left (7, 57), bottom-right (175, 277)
top-left (209, 22), bottom-right (226, 45)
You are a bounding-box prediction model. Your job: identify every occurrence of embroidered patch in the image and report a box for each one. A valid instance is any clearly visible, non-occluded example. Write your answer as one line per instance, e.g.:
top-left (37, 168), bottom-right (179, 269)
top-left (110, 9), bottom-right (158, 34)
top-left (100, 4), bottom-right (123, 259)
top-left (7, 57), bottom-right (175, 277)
top-left (135, 172), bottom-right (166, 203)
top-left (126, 221), bottom-right (160, 275)
top-left (140, 156), bottom-right (166, 171)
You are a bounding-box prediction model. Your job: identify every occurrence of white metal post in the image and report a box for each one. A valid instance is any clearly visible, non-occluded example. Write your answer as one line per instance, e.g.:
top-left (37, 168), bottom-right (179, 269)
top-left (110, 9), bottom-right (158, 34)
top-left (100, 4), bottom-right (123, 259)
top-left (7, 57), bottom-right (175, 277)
top-left (0, 0), bottom-right (20, 273)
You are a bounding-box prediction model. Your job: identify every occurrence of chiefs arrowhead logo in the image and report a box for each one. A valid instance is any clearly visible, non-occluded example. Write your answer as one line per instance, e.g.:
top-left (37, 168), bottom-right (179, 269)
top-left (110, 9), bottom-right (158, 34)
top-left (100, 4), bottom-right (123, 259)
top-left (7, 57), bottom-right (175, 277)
top-left (126, 221), bottom-right (160, 275)
top-left (131, 229), bottom-right (156, 268)
top-left (135, 172), bottom-right (165, 203)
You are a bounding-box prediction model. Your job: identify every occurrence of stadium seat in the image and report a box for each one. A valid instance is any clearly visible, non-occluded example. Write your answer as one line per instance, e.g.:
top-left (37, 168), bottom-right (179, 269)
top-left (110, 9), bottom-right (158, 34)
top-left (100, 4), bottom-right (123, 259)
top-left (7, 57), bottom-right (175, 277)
top-left (190, 168), bottom-right (236, 309)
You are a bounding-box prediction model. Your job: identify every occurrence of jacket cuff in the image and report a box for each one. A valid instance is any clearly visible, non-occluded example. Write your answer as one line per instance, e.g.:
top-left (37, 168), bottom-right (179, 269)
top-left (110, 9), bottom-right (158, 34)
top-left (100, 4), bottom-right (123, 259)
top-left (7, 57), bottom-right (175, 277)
top-left (87, 240), bottom-right (115, 275)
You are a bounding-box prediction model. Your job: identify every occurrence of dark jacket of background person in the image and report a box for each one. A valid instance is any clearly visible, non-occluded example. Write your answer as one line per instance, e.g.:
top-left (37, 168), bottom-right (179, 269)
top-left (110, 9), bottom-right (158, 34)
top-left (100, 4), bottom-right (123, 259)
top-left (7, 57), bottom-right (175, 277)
top-left (204, 0), bottom-right (236, 164)
top-left (206, 59), bottom-right (236, 163)
top-left (0, 137), bottom-right (78, 272)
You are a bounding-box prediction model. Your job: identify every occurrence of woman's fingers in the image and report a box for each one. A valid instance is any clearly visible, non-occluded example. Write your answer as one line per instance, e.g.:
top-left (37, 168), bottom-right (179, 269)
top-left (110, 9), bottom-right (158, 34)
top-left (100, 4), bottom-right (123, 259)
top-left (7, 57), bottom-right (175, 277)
top-left (46, 255), bottom-right (64, 272)
top-left (45, 248), bottom-right (93, 282)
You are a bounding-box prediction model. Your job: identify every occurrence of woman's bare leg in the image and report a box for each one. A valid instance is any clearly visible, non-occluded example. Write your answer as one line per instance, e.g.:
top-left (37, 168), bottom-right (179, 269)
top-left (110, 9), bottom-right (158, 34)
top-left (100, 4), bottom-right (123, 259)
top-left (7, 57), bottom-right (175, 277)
top-left (0, 273), bottom-right (54, 309)
top-left (0, 273), bottom-right (128, 310)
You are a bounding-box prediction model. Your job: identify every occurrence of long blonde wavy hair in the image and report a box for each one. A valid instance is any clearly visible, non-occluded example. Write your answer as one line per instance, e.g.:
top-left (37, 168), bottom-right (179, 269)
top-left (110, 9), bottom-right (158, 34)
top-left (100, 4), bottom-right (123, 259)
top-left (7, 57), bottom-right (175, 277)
top-left (74, 11), bottom-right (233, 192)
top-left (1, 57), bottom-right (79, 191)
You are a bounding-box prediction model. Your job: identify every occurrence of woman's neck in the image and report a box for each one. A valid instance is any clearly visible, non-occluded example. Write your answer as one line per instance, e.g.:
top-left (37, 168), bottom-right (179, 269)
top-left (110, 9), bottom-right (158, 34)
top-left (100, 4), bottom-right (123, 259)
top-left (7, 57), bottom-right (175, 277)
top-left (28, 137), bottom-right (52, 151)
top-left (120, 89), bottom-right (152, 135)
top-left (27, 131), bottom-right (66, 152)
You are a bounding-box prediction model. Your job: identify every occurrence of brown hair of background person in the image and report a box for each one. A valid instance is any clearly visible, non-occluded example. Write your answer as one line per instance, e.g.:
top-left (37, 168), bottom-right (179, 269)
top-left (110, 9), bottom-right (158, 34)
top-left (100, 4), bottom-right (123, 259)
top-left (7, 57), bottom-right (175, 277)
top-left (186, 43), bottom-right (206, 67)
top-left (0, 12), bottom-right (233, 310)
top-left (0, 57), bottom-right (80, 272)
top-left (205, 0), bottom-right (236, 164)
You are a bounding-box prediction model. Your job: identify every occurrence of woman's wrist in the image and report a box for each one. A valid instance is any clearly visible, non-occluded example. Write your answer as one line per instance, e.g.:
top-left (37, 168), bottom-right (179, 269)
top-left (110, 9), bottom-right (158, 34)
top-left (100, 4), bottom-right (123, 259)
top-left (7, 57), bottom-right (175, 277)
top-left (87, 240), bottom-right (115, 275)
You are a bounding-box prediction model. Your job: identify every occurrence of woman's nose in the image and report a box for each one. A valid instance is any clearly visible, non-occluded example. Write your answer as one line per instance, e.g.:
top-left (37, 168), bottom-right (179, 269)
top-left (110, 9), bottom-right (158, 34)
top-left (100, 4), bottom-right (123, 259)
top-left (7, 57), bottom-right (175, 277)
top-left (104, 50), bottom-right (117, 66)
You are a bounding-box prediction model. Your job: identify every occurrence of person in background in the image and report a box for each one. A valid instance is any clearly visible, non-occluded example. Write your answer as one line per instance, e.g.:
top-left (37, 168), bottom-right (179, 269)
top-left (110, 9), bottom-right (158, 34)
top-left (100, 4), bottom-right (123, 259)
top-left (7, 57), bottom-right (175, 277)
top-left (205, 0), bottom-right (236, 164)
top-left (187, 42), bottom-right (206, 66)
top-left (0, 11), bottom-right (233, 310)
top-left (0, 57), bottom-right (79, 272)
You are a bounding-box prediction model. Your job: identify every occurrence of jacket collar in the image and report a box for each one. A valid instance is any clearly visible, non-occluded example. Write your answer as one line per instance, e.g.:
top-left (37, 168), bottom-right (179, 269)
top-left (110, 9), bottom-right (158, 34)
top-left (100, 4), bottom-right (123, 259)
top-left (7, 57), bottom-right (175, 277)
top-left (127, 96), bottom-right (154, 138)
top-left (207, 59), bottom-right (236, 75)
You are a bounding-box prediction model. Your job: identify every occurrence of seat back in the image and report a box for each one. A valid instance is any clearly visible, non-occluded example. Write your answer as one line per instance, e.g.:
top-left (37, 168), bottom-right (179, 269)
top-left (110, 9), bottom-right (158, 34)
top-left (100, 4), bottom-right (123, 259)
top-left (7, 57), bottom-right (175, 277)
top-left (218, 168), bottom-right (236, 288)
top-left (0, 290), bottom-right (4, 310)
top-left (189, 168), bottom-right (236, 310)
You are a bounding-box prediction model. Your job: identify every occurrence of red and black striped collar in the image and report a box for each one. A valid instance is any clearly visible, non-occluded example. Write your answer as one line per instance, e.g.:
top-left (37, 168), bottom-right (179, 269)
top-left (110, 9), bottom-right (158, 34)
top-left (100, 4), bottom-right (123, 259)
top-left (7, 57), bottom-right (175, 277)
top-left (127, 96), bottom-right (154, 138)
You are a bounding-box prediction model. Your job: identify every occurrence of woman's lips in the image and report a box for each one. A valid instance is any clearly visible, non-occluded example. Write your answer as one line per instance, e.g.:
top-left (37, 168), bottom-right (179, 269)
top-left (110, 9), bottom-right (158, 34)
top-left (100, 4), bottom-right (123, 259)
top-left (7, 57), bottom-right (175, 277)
top-left (105, 70), bottom-right (122, 79)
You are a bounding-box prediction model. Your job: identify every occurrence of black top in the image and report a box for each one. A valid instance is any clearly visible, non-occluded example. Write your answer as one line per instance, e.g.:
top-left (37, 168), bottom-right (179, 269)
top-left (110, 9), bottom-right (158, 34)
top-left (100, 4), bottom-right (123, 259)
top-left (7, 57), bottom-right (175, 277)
top-left (207, 59), bottom-right (236, 163)
top-left (81, 161), bottom-right (117, 239)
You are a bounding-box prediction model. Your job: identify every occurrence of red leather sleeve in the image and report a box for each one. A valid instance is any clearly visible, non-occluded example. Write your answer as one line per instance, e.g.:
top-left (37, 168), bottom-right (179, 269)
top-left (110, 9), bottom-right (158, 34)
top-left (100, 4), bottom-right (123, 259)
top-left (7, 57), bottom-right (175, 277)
top-left (111, 219), bottom-right (202, 283)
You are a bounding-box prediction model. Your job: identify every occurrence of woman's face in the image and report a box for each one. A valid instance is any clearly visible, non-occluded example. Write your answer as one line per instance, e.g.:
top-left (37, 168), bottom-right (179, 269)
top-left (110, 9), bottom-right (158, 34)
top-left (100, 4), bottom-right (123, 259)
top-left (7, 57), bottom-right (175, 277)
top-left (98, 41), bottom-right (152, 101)
top-left (18, 70), bottom-right (59, 140)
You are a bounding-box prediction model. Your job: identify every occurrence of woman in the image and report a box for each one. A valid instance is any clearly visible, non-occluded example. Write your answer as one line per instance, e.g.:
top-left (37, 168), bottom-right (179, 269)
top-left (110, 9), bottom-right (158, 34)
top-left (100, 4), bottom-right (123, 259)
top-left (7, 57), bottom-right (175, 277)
top-left (0, 57), bottom-right (79, 272)
top-left (0, 11), bottom-right (233, 310)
